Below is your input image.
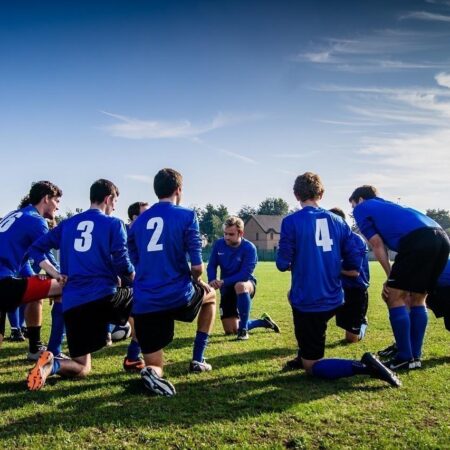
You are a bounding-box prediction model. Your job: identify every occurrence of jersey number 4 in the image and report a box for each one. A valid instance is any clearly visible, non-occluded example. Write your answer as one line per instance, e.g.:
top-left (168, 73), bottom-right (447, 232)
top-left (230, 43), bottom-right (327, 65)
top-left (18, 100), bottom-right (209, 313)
top-left (147, 217), bottom-right (164, 252)
top-left (74, 221), bottom-right (94, 252)
top-left (315, 218), bottom-right (333, 252)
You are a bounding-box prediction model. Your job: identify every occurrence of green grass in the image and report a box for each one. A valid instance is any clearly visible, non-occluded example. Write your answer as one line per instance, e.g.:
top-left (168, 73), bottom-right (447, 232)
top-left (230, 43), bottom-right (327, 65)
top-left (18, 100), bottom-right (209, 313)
top-left (0, 262), bottom-right (448, 449)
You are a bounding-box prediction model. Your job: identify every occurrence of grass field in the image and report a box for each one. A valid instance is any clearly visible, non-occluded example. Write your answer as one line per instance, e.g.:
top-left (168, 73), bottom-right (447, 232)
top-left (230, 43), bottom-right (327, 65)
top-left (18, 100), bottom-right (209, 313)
top-left (0, 262), bottom-right (449, 449)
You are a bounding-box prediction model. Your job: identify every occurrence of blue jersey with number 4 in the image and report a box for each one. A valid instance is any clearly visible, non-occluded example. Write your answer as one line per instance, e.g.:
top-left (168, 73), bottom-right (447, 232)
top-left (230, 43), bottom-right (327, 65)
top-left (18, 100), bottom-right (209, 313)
top-left (29, 208), bottom-right (133, 312)
top-left (0, 205), bottom-right (49, 279)
top-left (276, 206), bottom-right (361, 313)
top-left (128, 201), bottom-right (203, 314)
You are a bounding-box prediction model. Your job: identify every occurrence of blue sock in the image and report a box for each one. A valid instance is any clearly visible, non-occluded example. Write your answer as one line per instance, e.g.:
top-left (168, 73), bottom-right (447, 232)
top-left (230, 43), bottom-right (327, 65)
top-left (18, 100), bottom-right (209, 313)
top-left (311, 359), bottom-right (367, 379)
top-left (237, 292), bottom-right (251, 331)
top-left (192, 331), bottom-right (209, 362)
top-left (126, 339), bottom-right (141, 361)
top-left (410, 306), bottom-right (428, 359)
top-left (389, 306), bottom-right (413, 361)
top-left (19, 304), bottom-right (26, 328)
top-left (50, 358), bottom-right (61, 375)
top-left (47, 302), bottom-right (65, 355)
top-left (247, 319), bottom-right (270, 330)
top-left (7, 308), bottom-right (20, 329)
top-left (108, 323), bottom-right (114, 333)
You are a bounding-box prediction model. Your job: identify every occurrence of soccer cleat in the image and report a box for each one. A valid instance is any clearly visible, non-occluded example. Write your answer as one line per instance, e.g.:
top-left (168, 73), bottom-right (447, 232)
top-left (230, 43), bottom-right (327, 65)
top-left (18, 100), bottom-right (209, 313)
top-left (27, 342), bottom-right (47, 362)
top-left (261, 313), bottom-right (281, 333)
top-left (27, 350), bottom-right (54, 391)
top-left (410, 358), bottom-right (422, 369)
top-left (9, 327), bottom-right (26, 342)
top-left (21, 326), bottom-right (29, 339)
top-left (377, 343), bottom-right (397, 359)
top-left (361, 352), bottom-right (401, 387)
top-left (282, 357), bottom-right (304, 371)
top-left (141, 367), bottom-right (176, 397)
top-left (236, 329), bottom-right (249, 340)
top-left (54, 352), bottom-right (71, 360)
top-left (123, 356), bottom-right (145, 373)
top-left (189, 359), bottom-right (212, 373)
top-left (385, 357), bottom-right (414, 371)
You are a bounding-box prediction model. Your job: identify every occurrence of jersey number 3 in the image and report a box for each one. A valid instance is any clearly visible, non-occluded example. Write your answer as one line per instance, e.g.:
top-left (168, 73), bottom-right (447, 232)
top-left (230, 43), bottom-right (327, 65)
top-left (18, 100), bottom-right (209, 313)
top-left (74, 221), bottom-right (94, 252)
top-left (147, 217), bottom-right (164, 251)
top-left (315, 218), bottom-right (333, 252)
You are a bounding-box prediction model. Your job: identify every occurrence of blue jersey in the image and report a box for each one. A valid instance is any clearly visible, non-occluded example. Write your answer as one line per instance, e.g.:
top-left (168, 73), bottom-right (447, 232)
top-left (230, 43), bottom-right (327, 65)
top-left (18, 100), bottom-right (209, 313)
top-left (29, 209), bottom-right (133, 312)
top-left (0, 205), bottom-right (49, 279)
top-left (353, 198), bottom-right (439, 252)
top-left (342, 233), bottom-right (370, 290)
top-left (276, 206), bottom-right (361, 313)
top-left (438, 260), bottom-right (450, 287)
top-left (128, 202), bottom-right (203, 314)
top-left (207, 238), bottom-right (257, 287)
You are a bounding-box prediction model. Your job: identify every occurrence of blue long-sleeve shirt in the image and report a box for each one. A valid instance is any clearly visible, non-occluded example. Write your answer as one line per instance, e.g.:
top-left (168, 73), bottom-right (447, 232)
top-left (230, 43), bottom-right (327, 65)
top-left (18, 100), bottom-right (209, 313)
top-left (276, 206), bottom-right (361, 313)
top-left (342, 233), bottom-right (370, 290)
top-left (29, 208), bottom-right (134, 312)
top-left (353, 197), bottom-right (439, 252)
top-left (207, 238), bottom-right (257, 287)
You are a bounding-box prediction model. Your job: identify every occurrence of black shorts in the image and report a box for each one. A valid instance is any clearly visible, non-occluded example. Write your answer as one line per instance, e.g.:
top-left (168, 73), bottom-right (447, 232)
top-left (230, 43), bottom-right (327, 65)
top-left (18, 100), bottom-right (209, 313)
top-left (64, 287), bottom-right (133, 358)
top-left (387, 227), bottom-right (450, 294)
top-left (0, 277), bottom-right (27, 313)
top-left (335, 287), bottom-right (368, 334)
top-left (427, 286), bottom-right (450, 331)
top-left (292, 307), bottom-right (337, 361)
top-left (134, 283), bottom-right (205, 354)
top-left (219, 281), bottom-right (256, 319)
top-left (0, 309), bottom-right (6, 336)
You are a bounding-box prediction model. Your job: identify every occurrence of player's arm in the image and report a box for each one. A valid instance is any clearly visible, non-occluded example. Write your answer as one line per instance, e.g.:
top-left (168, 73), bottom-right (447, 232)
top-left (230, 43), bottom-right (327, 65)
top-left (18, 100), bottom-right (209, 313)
top-left (206, 242), bottom-right (222, 289)
top-left (222, 245), bottom-right (257, 287)
top-left (368, 234), bottom-right (390, 277)
top-left (111, 220), bottom-right (135, 281)
top-left (276, 217), bottom-right (295, 272)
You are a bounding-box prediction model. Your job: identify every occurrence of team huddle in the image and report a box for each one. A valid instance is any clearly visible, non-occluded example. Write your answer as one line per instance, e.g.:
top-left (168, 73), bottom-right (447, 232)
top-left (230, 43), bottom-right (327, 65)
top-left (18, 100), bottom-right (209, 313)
top-left (0, 169), bottom-right (449, 396)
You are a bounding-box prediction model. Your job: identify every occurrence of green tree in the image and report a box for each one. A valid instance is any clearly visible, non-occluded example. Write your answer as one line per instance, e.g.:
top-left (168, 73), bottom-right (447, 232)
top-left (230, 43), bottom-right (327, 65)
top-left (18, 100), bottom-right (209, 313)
top-left (237, 205), bottom-right (257, 223)
top-left (426, 209), bottom-right (450, 230)
top-left (199, 204), bottom-right (229, 243)
top-left (257, 198), bottom-right (289, 216)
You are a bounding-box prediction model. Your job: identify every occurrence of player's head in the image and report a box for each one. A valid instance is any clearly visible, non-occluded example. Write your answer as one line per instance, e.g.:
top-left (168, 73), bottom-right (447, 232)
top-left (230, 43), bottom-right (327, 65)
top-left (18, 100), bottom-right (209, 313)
top-left (329, 207), bottom-right (345, 220)
top-left (90, 179), bottom-right (120, 215)
top-left (223, 216), bottom-right (244, 247)
top-left (127, 201), bottom-right (150, 222)
top-left (293, 172), bottom-right (324, 202)
top-left (349, 185), bottom-right (378, 208)
top-left (153, 168), bottom-right (183, 204)
top-left (19, 181), bottom-right (62, 220)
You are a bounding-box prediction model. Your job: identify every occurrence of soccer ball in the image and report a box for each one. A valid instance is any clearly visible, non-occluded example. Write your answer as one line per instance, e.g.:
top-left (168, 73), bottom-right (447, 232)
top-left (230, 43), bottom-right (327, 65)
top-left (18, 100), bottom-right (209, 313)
top-left (111, 322), bottom-right (132, 342)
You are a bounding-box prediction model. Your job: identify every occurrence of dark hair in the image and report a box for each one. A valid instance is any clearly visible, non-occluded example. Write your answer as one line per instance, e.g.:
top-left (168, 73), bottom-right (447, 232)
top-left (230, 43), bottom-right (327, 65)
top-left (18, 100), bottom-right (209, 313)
top-left (90, 179), bottom-right (119, 204)
top-left (348, 185), bottom-right (378, 203)
top-left (127, 201), bottom-right (149, 221)
top-left (293, 172), bottom-right (324, 202)
top-left (329, 207), bottom-right (345, 220)
top-left (19, 181), bottom-right (62, 208)
top-left (153, 168), bottom-right (182, 199)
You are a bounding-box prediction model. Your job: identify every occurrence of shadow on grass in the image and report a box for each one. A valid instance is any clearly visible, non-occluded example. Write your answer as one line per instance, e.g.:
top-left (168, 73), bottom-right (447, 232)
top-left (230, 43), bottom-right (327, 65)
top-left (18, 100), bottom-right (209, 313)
top-left (0, 347), bottom-right (395, 437)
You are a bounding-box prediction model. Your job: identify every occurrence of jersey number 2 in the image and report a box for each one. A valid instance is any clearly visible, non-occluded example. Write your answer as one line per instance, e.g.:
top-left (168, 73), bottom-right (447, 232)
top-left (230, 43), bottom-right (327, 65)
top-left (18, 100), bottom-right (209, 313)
top-left (147, 217), bottom-right (164, 251)
top-left (74, 221), bottom-right (94, 252)
top-left (315, 218), bottom-right (333, 252)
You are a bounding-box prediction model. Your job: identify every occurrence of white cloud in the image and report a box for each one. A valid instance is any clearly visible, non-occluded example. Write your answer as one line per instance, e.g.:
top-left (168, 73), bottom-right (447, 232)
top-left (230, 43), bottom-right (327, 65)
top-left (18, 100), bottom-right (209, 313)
top-left (219, 149), bottom-right (257, 164)
top-left (101, 111), bottom-right (262, 140)
top-left (436, 71), bottom-right (450, 88)
top-left (401, 11), bottom-right (450, 22)
top-left (125, 174), bottom-right (153, 184)
top-left (273, 152), bottom-right (319, 158)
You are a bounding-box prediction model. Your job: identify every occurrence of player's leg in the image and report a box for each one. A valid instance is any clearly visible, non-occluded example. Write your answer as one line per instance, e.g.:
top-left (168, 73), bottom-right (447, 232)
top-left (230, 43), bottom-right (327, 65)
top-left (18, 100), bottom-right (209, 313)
top-left (24, 301), bottom-right (46, 361)
top-left (336, 288), bottom-right (368, 343)
top-left (235, 281), bottom-right (253, 337)
top-left (123, 317), bottom-right (145, 372)
top-left (7, 307), bottom-right (25, 341)
top-left (47, 299), bottom-right (67, 359)
top-left (220, 285), bottom-right (239, 335)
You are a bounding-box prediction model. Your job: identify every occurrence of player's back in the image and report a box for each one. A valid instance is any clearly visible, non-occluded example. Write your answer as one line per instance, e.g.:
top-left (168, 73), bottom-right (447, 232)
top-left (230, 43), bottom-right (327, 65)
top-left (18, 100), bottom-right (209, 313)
top-left (130, 201), bottom-right (202, 313)
top-left (277, 206), bottom-right (357, 312)
top-left (0, 206), bottom-right (48, 279)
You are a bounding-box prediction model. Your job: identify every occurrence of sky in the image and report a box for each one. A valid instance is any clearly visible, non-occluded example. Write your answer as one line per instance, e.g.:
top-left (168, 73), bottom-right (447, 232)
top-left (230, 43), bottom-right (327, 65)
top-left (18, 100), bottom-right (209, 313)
top-left (1, 0), bottom-right (450, 221)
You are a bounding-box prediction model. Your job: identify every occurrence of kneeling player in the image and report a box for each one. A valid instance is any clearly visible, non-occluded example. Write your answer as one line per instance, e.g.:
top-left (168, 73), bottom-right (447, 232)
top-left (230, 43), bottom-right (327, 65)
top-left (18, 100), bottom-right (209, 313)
top-left (207, 216), bottom-right (280, 340)
top-left (129, 168), bottom-right (216, 396)
top-left (329, 208), bottom-right (369, 343)
top-left (26, 179), bottom-right (135, 390)
top-left (427, 259), bottom-right (450, 331)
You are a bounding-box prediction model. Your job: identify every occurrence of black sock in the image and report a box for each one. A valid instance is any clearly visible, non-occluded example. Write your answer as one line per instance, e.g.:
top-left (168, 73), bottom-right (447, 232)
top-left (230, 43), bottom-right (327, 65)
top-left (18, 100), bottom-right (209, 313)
top-left (27, 326), bottom-right (42, 353)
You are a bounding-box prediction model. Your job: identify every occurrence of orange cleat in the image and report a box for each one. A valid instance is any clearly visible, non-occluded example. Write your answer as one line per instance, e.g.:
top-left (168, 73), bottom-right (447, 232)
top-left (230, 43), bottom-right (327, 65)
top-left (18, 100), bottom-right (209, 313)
top-left (27, 350), bottom-right (54, 391)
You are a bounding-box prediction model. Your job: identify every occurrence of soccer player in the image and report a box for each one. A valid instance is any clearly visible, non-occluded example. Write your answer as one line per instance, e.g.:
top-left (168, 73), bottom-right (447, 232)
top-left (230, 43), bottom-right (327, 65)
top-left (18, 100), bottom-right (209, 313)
top-left (26, 179), bottom-right (135, 390)
top-left (207, 216), bottom-right (280, 340)
top-left (349, 186), bottom-right (450, 370)
top-left (276, 172), bottom-right (400, 387)
top-left (129, 168), bottom-right (216, 397)
top-left (329, 207), bottom-right (369, 343)
top-left (127, 201), bottom-right (150, 228)
top-left (0, 181), bottom-right (65, 356)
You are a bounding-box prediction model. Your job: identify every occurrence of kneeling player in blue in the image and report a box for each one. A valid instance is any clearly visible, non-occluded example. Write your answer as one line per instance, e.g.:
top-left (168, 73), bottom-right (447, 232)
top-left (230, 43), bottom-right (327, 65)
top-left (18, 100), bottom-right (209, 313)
top-left (350, 186), bottom-right (450, 370)
top-left (277, 172), bottom-right (400, 387)
top-left (427, 259), bottom-right (450, 331)
top-left (207, 216), bottom-right (280, 340)
top-left (128, 168), bottom-right (216, 397)
top-left (26, 179), bottom-right (136, 390)
top-left (329, 208), bottom-right (369, 343)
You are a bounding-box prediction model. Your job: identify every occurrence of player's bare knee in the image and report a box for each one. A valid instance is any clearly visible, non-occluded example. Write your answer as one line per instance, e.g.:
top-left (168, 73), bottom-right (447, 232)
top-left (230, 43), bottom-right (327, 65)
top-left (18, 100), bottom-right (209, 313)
top-left (234, 282), bottom-right (250, 295)
top-left (345, 332), bottom-right (359, 343)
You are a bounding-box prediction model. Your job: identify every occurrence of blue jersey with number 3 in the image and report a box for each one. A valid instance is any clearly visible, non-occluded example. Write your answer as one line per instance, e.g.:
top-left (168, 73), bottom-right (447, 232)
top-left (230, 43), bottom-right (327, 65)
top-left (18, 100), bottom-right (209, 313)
top-left (29, 208), bottom-right (133, 312)
top-left (276, 206), bottom-right (361, 313)
top-left (128, 201), bottom-right (203, 314)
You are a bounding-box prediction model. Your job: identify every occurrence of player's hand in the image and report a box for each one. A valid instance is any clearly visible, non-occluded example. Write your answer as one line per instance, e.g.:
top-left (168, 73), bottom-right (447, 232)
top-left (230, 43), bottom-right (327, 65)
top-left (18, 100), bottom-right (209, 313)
top-left (209, 279), bottom-right (223, 290)
top-left (382, 281), bottom-right (390, 302)
top-left (50, 295), bottom-right (62, 306)
top-left (196, 279), bottom-right (213, 293)
top-left (57, 274), bottom-right (68, 286)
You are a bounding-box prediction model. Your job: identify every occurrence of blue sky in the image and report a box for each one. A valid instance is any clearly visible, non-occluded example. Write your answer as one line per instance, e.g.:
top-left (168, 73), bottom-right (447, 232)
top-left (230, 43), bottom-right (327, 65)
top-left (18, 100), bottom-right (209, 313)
top-left (1, 0), bottom-right (450, 220)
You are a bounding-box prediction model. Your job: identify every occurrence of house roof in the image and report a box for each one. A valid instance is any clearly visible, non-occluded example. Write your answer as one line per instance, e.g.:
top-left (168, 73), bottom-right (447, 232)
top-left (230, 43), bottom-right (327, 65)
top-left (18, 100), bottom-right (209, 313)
top-left (247, 215), bottom-right (283, 233)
